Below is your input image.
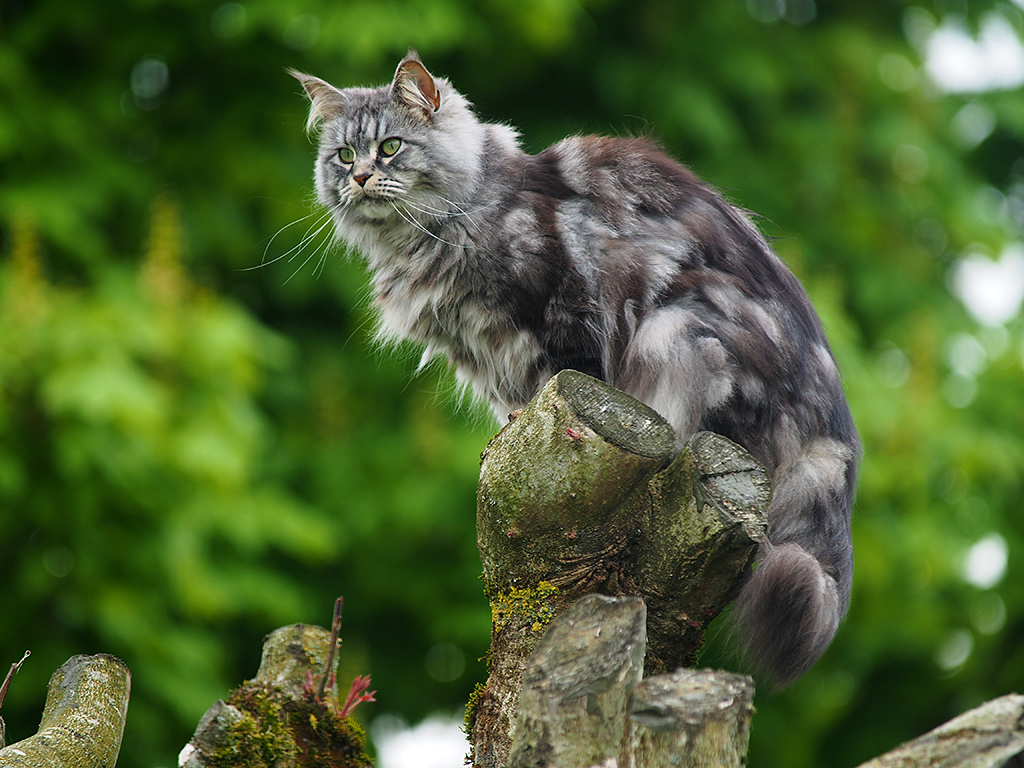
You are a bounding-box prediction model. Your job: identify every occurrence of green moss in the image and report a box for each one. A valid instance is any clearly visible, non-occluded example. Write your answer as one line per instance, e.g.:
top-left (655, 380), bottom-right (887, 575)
top-left (489, 580), bottom-right (560, 632)
top-left (286, 704), bottom-right (372, 767)
top-left (204, 688), bottom-right (295, 768)
top-left (463, 681), bottom-right (487, 735)
top-left (204, 683), bottom-right (372, 768)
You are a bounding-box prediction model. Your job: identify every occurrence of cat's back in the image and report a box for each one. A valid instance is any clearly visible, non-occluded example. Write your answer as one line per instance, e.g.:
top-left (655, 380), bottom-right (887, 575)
top-left (502, 133), bottom-right (853, 444)
top-left (503, 134), bottom-right (806, 315)
top-left (519, 135), bottom-right (706, 216)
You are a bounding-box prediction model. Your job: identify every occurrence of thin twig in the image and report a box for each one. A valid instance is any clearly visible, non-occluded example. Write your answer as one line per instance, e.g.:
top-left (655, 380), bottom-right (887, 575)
top-left (0, 651), bottom-right (31, 710)
top-left (316, 597), bottom-right (343, 701)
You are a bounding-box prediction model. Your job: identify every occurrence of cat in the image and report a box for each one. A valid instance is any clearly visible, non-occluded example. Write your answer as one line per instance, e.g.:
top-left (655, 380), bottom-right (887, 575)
top-left (290, 51), bottom-right (858, 687)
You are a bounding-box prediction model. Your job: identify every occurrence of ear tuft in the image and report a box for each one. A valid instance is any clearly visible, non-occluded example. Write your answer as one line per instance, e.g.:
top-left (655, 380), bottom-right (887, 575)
top-left (289, 69), bottom-right (346, 132)
top-left (392, 54), bottom-right (441, 117)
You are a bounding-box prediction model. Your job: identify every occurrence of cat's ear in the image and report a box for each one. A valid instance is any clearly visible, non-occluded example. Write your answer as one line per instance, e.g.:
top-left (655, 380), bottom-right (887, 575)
top-left (289, 70), bottom-right (347, 132)
top-left (392, 51), bottom-right (441, 118)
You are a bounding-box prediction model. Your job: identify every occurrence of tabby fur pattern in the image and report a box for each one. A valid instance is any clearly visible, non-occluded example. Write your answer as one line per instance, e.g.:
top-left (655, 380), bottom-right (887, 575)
top-left (291, 52), bottom-right (859, 686)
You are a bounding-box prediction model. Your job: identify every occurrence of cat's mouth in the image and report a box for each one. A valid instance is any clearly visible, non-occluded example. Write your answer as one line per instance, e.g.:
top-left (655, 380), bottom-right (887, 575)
top-left (348, 192), bottom-right (397, 220)
top-left (348, 185), bottom-right (391, 204)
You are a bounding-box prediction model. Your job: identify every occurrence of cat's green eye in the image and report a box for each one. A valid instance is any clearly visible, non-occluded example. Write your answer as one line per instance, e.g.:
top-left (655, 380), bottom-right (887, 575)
top-left (337, 146), bottom-right (356, 164)
top-left (379, 138), bottom-right (402, 157)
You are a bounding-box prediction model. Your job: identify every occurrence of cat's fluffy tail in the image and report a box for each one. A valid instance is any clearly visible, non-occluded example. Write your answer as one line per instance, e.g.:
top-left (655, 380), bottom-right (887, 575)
top-left (732, 541), bottom-right (842, 688)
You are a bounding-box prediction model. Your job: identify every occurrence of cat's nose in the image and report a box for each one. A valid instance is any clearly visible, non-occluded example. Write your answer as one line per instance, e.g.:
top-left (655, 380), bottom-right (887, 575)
top-left (353, 173), bottom-right (372, 187)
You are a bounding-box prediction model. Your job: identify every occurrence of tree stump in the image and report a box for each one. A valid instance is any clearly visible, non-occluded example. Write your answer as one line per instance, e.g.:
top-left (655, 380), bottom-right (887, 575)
top-left (629, 667), bottom-right (756, 768)
top-left (507, 594), bottom-right (648, 768)
top-left (470, 370), bottom-right (769, 767)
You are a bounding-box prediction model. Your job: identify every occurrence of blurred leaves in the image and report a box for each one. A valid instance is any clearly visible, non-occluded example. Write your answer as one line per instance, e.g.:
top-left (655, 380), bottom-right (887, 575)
top-left (2, 1), bottom-right (1024, 767)
top-left (0, 200), bottom-right (335, 760)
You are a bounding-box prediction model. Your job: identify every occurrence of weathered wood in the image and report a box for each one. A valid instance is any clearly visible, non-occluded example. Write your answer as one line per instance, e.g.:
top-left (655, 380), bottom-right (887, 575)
top-left (254, 624), bottom-right (338, 699)
top-left (180, 700), bottom-right (251, 768)
top-left (471, 370), bottom-right (769, 767)
top-left (507, 594), bottom-right (647, 768)
top-left (179, 623), bottom-right (371, 768)
top-left (639, 430), bottom-right (769, 674)
top-left (854, 693), bottom-right (1024, 768)
top-left (477, 369), bottom-right (678, 591)
top-left (0, 654), bottom-right (131, 768)
top-left (499, 595), bottom-right (757, 768)
top-left (629, 668), bottom-right (755, 768)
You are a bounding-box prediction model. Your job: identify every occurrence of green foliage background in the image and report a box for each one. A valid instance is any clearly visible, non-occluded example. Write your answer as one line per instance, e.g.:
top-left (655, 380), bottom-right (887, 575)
top-left (3, 1), bottom-right (1024, 765)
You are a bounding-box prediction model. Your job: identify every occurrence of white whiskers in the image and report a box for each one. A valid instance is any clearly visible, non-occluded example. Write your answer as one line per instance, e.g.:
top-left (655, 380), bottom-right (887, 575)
top-left (388, 201), bottom-right (469, 249)
top-left (399, 195), bottom-right (497, 233)
top-left (253, 181), bottom-right (493, 287)
top-left (242, 202), bottom-right (343, 283)
top-left (282, 213), bottom-right (338, 284)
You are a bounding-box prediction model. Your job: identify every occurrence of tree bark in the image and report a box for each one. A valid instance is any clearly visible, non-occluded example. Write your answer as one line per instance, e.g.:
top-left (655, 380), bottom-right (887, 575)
top-left (507, 594), bottom-right (647, 768)
top-left (854, 693), bottom-right (1024, 768)
top-left (0, 654), bottom-right (130, 768)
top-left (629, 668), bottom-right (755, 768)
top-left (471, 370), bottom-right (769, 767)
top-left (501, 592), bottom-right (756, 768)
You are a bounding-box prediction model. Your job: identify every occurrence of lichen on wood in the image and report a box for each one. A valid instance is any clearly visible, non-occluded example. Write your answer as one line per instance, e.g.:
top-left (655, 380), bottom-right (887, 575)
top-left (490, 581), bottom-right (560, 633)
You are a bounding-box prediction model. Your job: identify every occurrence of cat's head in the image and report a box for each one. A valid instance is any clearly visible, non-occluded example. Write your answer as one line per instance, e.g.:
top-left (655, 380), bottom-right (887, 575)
top-left (291, 51), bottom-right (485, 227)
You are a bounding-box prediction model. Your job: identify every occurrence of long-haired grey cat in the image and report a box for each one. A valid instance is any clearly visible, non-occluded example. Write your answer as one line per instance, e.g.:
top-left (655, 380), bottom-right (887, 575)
top-left (290, 51), bottom-right (858, 687)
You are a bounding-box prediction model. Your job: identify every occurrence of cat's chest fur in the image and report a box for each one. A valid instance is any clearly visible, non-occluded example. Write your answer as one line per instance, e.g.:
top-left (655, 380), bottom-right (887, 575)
top-left (363, 221), bottom-right (553, 416)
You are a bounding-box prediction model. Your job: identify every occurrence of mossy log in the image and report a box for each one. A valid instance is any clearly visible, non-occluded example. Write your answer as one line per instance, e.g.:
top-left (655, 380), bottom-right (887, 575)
top-left (0, 654), bottom-right (130, 768)
top-left (178, 623), bottom-right (371, 768)
top-left (471, 370), bottom-right (769, 767)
